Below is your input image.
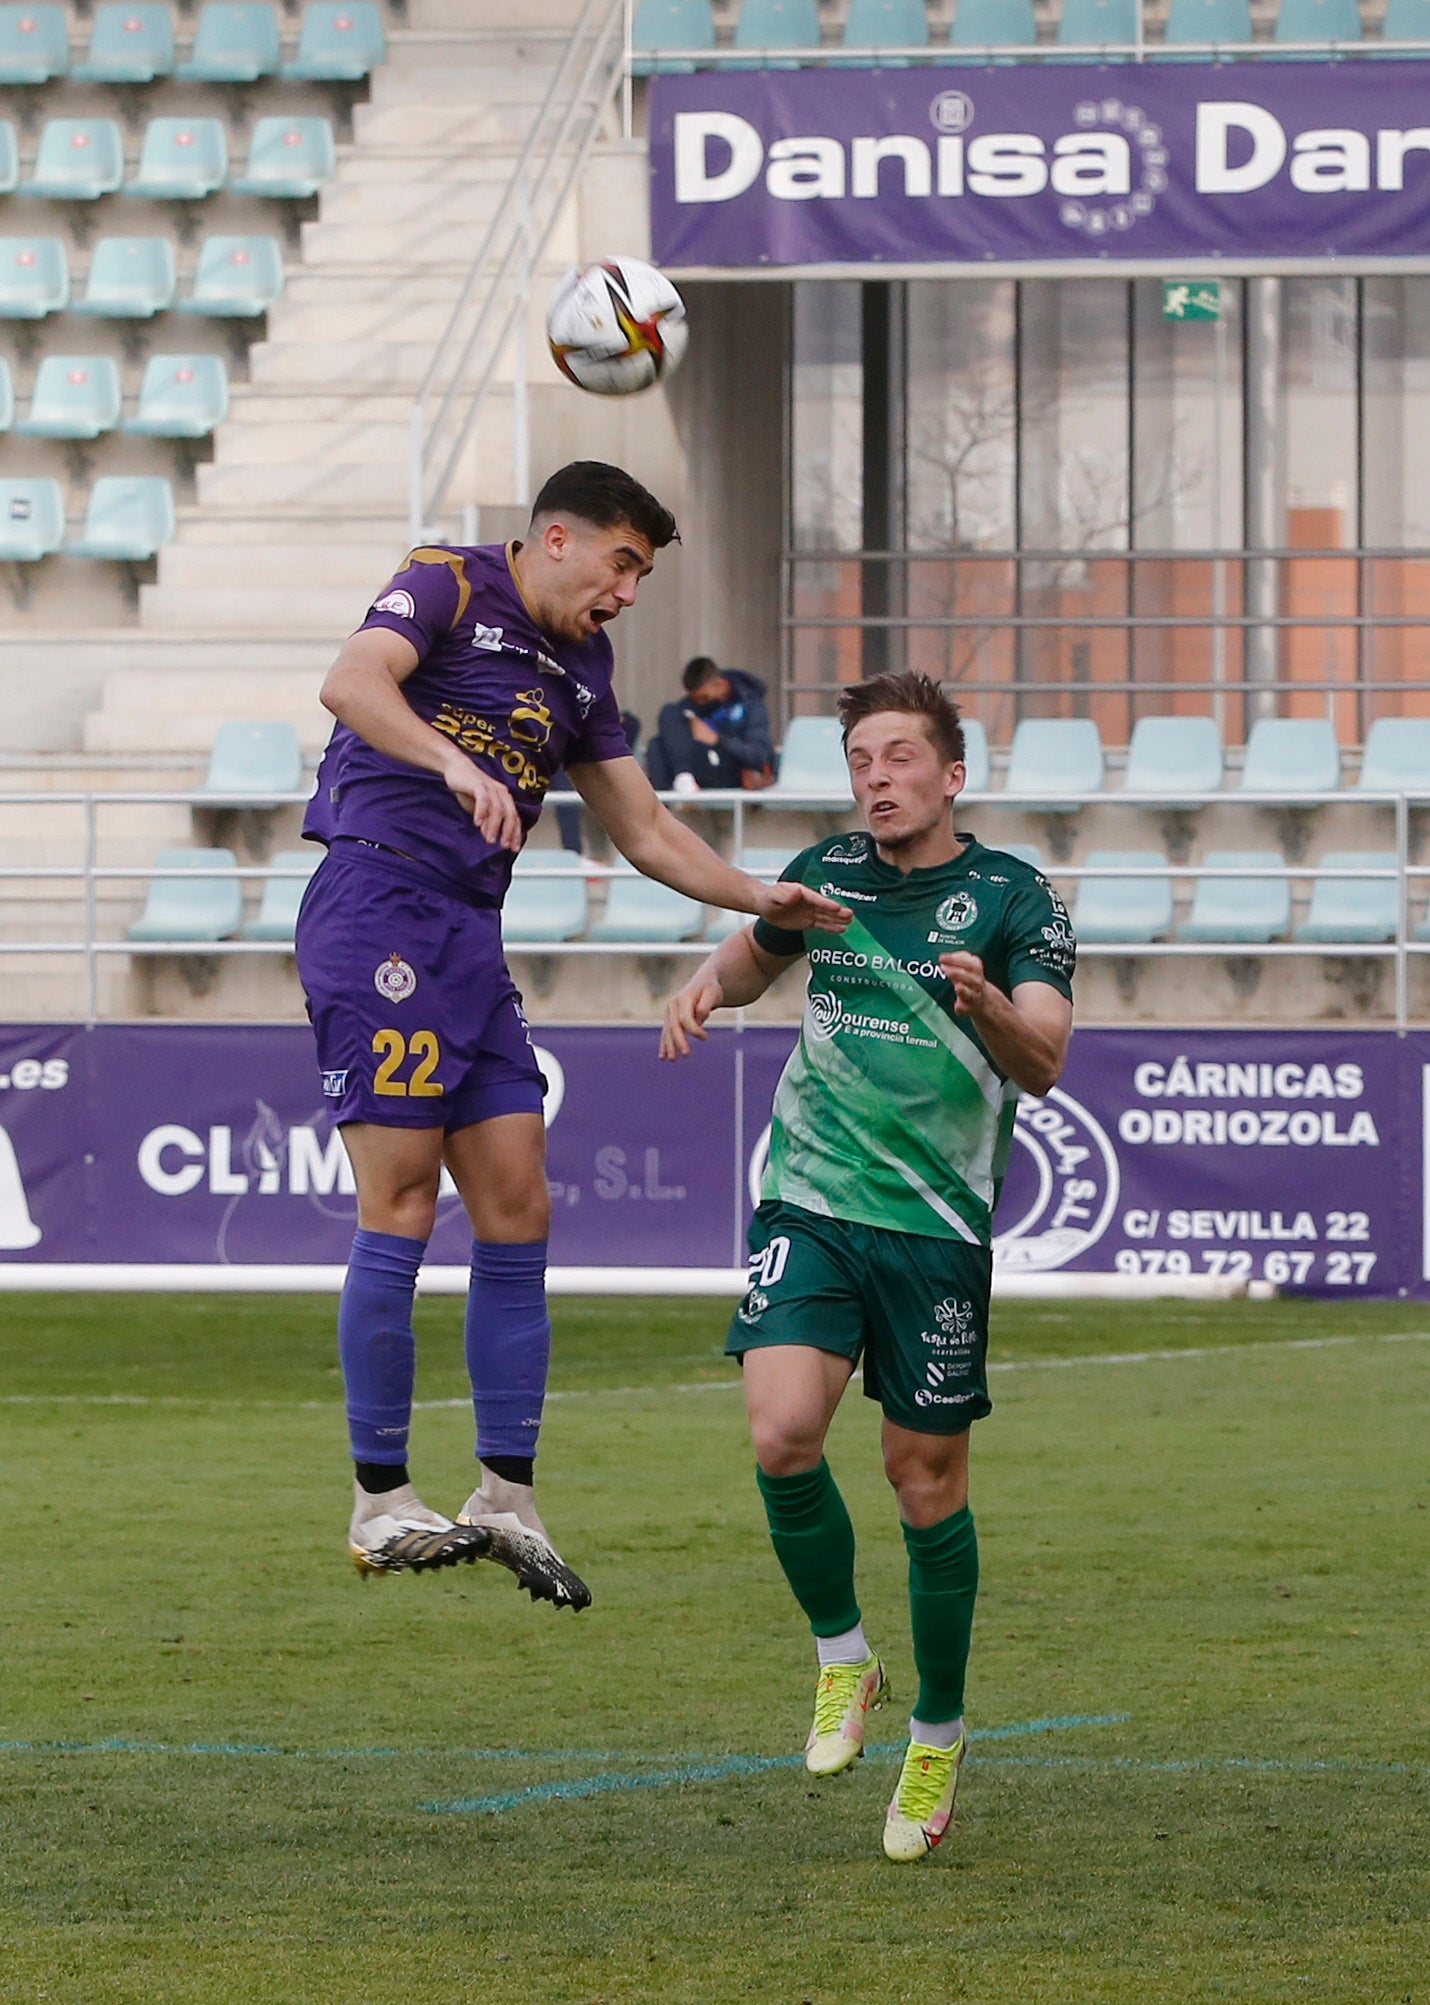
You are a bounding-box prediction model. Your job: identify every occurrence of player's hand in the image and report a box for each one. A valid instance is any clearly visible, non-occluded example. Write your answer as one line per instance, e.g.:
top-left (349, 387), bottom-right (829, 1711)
top-left (442, 756), bottom-right (522, 852)
top-left (939, 950), bottom-right (986, 1016)
top-left (659, 974), bottom-right (724, 1061)
top-left (756, 881), bottom-right (852, 935)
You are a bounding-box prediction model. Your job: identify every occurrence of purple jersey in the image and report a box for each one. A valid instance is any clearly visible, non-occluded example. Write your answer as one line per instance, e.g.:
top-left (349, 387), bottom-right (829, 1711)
top-left (303, 541), bottom-right (631, 901)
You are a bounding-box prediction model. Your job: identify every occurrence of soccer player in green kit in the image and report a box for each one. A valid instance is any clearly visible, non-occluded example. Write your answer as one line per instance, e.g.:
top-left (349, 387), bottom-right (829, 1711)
top-left (660, 672), bottom-right (1075, 1862)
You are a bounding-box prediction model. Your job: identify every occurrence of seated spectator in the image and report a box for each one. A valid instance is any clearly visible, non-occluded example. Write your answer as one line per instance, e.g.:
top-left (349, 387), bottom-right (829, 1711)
top-left (551, 709), bottom-right (641, 853)
top-left (647, 658), bottom-right (775, 793)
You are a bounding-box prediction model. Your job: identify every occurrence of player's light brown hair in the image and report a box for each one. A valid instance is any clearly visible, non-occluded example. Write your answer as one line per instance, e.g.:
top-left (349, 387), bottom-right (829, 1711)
top-left (837, 671), bottom-right (966, 768)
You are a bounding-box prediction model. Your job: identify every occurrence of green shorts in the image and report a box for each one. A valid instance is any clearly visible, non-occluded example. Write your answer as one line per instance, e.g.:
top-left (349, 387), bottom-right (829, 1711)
top-left (727, 1200), bottom-right (993, 1436)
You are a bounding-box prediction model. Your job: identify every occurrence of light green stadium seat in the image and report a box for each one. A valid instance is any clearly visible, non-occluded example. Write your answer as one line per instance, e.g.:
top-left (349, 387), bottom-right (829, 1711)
top-left (949, 0), bottom-right (1036, 63)
top-left (0, 121), bottom-right (17, 193)
top-left (229, 116), bottom-right (335, 198)
top-left (16, 355), bottom-right (122, 438)
top-left (124, 354), bottom-right (229, 438)
top-left (1293, 852), bottom-right (1398, 944)
top-left (178, 234), bottom-right (283, 317)
top-left (990, 841), bottom-right (1044, 871)
top-left (200, 720), bottom-right (303, 801)
top-left (1378, 0), bottom-right (1430, 50)
top-left (1123, 714), bottom-right (1224, 804)
top-left (732, 0), bottom-right (820, 67)
top-left (841, 0), bottom-right (930, 59)
top-left (1055, 0), bottom-right (1138, 59)
top-left (0, 476), bottom-right (64, 560)
top-left (282, 1), bottom-right (384, 80)
top-left (1356, 716), bottom-right (1430, 798)
top-left (760, 716), bottom-right (852, 807)
top-left (632, 0), bottom-right (715, 75)
top-left (130, 117), bottom-right (227, 200)
top-left (20, 119), bottom-right (125, 200)
top-left (1179, 851), bottom-right (1290, 943)
top-left (74, 3), bottom-right (174, 82)
top-left (66, 475), bottom-right (175, 559)
top-left (503, 849), bottom-right (588, 943)
top-left (0, 238), bottom-right (69, 318)
top-left (1073, 850), bottom-right (1174, 944)
top-left (1269, 0), bottom-right (1360, 56)
top-left (589, 863), bottom-right (704, 944)
top-left (73, 236), bottom-right (176, 318)
top-left (0, 357), bottom-right (11, 430)
top-left (179, 2), bottom-right (282, 81)
top-left (0, 5), bottom-right (68, 83)
top-left (1005, 718), bottom-right (1104, 809)
top-left (128, 847), bottom-right (243, 943)
top-left (1158, 0), bottom-right (1252, 58)
top-left (1239, 717), bottom-right (1341, 796)
top-left (1416, 901), bottom-right (1430, 943)
top-left (961, 716), bottom-right (991, 794)
top-left (242, 850), bottom-right (319, 941)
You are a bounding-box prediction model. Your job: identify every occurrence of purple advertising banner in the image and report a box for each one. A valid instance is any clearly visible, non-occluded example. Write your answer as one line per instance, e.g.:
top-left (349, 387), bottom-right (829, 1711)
top-left (0, 1023), bottom-right (1426, 1295)
top-left (650, 63), bottom-right (1430, 269)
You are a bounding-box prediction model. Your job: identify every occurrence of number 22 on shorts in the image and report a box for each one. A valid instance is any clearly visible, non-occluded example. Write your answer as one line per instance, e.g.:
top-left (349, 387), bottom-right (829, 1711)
top-left (371, 1028), bottom-right (444, 1097)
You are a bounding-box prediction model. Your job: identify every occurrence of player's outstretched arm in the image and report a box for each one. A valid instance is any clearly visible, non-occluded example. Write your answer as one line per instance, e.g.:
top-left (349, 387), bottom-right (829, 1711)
top-left (569, 756), bottom-right (851, 934)
top-left (938, 953), bottom-right (1073, 1096)
top-left (659, 930), bottom-right (789, 1061)
top-left (320, 628), bottom-right (522, 851)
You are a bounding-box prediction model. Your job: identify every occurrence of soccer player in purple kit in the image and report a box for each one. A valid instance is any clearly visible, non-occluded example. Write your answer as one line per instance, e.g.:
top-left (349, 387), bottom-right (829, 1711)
top-left (296, 461), bottom-right (850, 1609)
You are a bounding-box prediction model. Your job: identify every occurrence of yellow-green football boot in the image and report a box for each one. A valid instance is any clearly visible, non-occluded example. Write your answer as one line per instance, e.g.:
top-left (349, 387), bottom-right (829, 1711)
top-left (804, 1653), bottom-right (889, 1776)
top-left (883, 1733), bottom-right (966, 1861)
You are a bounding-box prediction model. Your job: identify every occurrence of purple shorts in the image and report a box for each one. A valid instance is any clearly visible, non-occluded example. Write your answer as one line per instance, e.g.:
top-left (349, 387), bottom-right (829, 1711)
top-left (295, 842), bottom-right (545, 1131)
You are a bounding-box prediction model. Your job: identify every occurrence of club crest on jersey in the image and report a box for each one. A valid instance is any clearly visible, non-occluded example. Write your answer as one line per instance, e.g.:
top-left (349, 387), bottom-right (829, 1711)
top-left (471, 623), bottom-right (505, 652)
top-left (373, 589), bottom-right (415, 619)
top-left (374, 953), bottom-right (417, 1002)
top-left (822, 834), bottom-right (870, 867)
top-left (935, 892), bottom-right (977, 932)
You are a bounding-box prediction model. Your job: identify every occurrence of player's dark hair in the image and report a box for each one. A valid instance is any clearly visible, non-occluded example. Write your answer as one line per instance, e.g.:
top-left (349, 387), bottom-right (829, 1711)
top-left (530, 461), bottom-right (680, 550)
top-left (837, 672), bottom-right (966, 767)
top-left (682, 655), bottom-right (722, 693)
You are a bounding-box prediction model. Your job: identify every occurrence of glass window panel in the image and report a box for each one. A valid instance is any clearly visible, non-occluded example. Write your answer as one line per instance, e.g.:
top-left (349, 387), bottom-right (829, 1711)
top-left (1281, 278), bottom-right (1359, 727)
top-left (1362, 277), bottom-right (1430, 719)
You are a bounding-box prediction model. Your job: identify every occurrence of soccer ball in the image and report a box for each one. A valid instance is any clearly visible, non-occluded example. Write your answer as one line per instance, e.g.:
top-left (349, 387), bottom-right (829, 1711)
top-left (546, 257), bottom-right (688, 397)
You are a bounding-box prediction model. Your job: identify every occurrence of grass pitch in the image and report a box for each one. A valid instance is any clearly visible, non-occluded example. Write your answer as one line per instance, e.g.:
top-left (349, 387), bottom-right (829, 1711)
top-left (1, 1291), bottom-right (1427, 2004)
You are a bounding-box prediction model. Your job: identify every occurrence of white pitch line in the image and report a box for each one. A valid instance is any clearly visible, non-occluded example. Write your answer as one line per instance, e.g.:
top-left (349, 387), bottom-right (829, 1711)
top-left (0, 1330), bottom-right (1424, 1410)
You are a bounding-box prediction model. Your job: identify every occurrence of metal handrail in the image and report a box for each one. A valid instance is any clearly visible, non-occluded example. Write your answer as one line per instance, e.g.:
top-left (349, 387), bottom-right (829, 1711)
top-left (631, 37), bottom-right (1430, 64)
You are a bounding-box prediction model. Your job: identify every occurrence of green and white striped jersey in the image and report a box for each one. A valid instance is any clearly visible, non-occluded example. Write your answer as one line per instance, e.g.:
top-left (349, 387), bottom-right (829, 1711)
top-left (751, 833), bottom-right (1076, 1245)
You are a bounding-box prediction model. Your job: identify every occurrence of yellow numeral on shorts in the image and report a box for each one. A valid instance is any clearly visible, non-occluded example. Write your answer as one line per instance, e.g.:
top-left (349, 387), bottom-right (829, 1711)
top-left (372, 1028), bottom-right (444, 1097)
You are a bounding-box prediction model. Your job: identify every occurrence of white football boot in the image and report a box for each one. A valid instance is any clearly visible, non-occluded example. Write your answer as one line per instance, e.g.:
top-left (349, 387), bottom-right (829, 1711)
top-left (347, 1481), bottom-right (492, 1578)
top-left (456, 1470), bottom-right (592, 1611)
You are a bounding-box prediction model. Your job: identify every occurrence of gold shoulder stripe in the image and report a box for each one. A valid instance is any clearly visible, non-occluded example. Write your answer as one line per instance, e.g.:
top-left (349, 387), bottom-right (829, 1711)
top-left (402, 547), bottom-right (473, 628)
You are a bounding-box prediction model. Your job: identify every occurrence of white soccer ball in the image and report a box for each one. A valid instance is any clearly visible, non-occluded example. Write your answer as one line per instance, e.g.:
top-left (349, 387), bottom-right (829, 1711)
top-left (546, 257), bottom-right (688, 397)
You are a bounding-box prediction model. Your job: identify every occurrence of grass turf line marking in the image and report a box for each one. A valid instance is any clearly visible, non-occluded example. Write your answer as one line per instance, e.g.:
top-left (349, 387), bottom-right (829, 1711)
top-left (2, 1330), bottom-right (1425, 1412)
top-left (0, 1738), bottom-right (688, 1764)
top-left (423, 1713), bottom-right (1132, 1815)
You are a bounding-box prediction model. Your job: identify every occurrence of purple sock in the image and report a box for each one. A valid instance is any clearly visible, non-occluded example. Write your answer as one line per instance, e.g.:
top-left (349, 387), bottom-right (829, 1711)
top-left (465, 1238), bottom-right (550, 1463)
top-left (338, 1227), bottom-right (426, 1464)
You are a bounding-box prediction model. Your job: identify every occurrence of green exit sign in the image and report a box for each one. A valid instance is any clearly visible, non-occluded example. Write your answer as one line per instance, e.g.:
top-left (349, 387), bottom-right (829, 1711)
top-left (1163, 281), bottom-right (1221, 322)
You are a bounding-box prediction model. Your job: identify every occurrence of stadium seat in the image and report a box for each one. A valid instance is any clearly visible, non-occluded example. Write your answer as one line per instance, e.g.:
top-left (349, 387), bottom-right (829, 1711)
top-left (0, 476), bottom-right (64, 561)
top-left (503, 849), bottom-right (589, 943)
top-left (759, 716), bottom-right (852, 806)
top-left (948, 0), bottom-right (1037, 60)
top-left (65, 474), bottom-right (175, 559)
top-left (993, 841), bottom-right (1045, 870)
top-left (1055, 0), bottom-right (1138, 58)
top-left (179, 1), bottom-right (282, 80)
top-left (199, 719), bottom-right (304, 800)
top-left (130, 117), bottom-right (228, 200)
top-left (282, 1), bottom-right (384, 80)
top-left (241, 849), bottom-right (319, 941)
top-left (124, 354), bottom-right (229, 437)
top-left (1239, 717), bottom-right (1341, 796)
top-left (1179, 851), bottom-right (1290, 942)
top-left (0, 237), bottom-right (70, 318)
top-left (74, 3), bottom-right (175, 82)
top-left (0, 357), bottom-right (12, 430)
top-left (177, 233), bottom-right (283, 316)
top-left (1160, 0), bottom-right (1253, 54)
top-left (1293, 852), bottom-right (1398, 944)
top-left (631, 0), bottom-right (715, 75)
top-left (589, 862), bottom-right (704, 943)
top-left (1072, 850), bottom-right (1174, 944)
top-left (229, 116), bottom-right (335, 197)
top-left (1122, 713), bottom-right (1224, 803)
top-left (0, 122), bottom-right (17, 195)
top-left (1356, 715), bottom-right (1430, 797)
top-left (19, 119), bottom-right (125, 200)
top-left (15, 355), bottom-right (122, 438)
top-left (127, 847), bottom-right (243, 943)
top-left (73, 235), bottom-right (176, 317)
top-left (1269, 0), bottom-right (1361, 54)
top-left (0, 4), bottom-right (68, 83)
top-left (841, 0), bottom-right (930, 58)
top-left (1378, 0), bottom-right (1430, 50)
top-left (1005, 717), bottom-right (1105, 809)
top-left (961, 716), bottom-right (991, 794)
top-left (732, 0), bottom-right (821, 66)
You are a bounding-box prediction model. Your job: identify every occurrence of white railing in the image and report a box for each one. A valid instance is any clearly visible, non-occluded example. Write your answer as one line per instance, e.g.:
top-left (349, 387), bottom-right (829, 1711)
top-left (627, 37), bottom-right (1430, 66)
top-left (407, 0), bottom-right (630, 543)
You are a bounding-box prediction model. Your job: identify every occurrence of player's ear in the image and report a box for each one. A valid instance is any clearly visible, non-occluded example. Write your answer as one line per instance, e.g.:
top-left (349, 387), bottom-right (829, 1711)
top-left (541, 517), bottom-right (569, 560)
top-left (944, 760), bottom-right (966, 802)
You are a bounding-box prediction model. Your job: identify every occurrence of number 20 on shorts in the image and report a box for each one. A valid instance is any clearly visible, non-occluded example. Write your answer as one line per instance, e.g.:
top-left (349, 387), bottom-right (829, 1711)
top-left (371, 1028), bottom-right (443, 1097)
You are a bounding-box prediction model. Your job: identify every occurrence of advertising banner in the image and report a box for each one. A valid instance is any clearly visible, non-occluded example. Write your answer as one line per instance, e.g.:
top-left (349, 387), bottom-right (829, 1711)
top-left (0, 1023), bottom-right (1426, 1296)
top-left (649, 63), bottom-right (1430, 270)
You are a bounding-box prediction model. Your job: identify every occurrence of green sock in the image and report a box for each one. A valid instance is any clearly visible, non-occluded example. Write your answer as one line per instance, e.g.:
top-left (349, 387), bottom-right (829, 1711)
top-left (902, 1506), bottom-right (979, 1724)
top-left (755, 1459), bottom-right (861, 1639)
